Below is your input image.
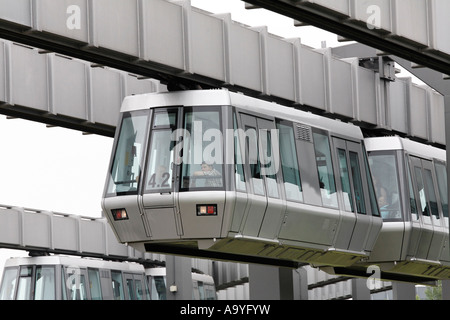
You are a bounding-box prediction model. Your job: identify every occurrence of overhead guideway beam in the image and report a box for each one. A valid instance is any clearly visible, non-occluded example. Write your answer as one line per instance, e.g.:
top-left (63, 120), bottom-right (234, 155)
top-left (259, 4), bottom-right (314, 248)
top-left (0, 0), bottom-right (446, 146)
top-left (244, 0), bottom-right (450, 75)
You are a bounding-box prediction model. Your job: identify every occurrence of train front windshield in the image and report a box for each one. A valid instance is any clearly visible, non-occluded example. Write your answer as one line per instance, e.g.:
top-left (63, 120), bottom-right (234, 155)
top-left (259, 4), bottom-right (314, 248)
top-left (106, 110), bottom-right (149, 196)
top-left (106, 107), bottom-right (224, 197)
top-left (368, 151), bottom-right (402, 220)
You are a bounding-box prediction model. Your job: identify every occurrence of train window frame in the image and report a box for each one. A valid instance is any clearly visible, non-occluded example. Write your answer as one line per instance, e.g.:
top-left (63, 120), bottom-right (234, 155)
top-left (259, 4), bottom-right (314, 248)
top-left (16, 265), bottom-right (33, 300)
top-left (362, 145), bottom-right (381, 218)
top-left (276, 119), bottom-right (303, 203)
top-left (143, 108), bottom-right (180, 194)
top-left (337, 148), bottom-right (354, 212)
top-left (423, 167), bottom-right (440, 220)
top-left (233, 111), bottom-right (247, 192)
top-left (105, 109), bottom-right (151, 197)
top-left (434, 161), bottom-right (448, 219)
top-left (87, 268), bottom-right (103, 300)
top-left (406, 157), bottom-right (419, 220)
top-left (111, 270), bottom-right (125, 300)
top-left (34, 265), bottom-right (56, 300)
top-left (312, 129), bottom-right (338, 209)
top-left (179, 106), bottom-right (225, 192)
top-left (349, 151), bottom-right (367, 215)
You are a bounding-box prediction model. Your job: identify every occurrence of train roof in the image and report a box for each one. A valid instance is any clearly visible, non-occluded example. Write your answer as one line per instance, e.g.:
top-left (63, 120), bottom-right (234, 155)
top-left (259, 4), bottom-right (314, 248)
top-left (121, 89), bottom-right (363, 140)
top-left (4, 255), bottom-right (145, 272)
top-left (365, 136), bottom-right (446, 162)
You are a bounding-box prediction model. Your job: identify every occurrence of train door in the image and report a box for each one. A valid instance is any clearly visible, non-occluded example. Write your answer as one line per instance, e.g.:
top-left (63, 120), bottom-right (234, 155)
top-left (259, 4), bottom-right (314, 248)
top-left (123, 273), bottom-right (148, 300)
top-left (239, 113), bottom-right (284, 238)
top-left (142, 108), bottom-right (183, 240)
top-left (333, 138), bottom-right (375, 252)
top-left (409, 156), bottom-right (435, 260)
top-left (416, 158), bottom-right (445, 261)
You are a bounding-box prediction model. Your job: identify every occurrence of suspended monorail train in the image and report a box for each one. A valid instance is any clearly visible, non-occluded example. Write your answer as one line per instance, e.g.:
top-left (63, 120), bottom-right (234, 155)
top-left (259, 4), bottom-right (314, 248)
top-left (324, 136), bottom-right (450, 282)
top-left (0, 255), bottom-right (150, 300)
top-left (102, 89), bottom-right (383, 268)
top-left (0, 255), bottom-right (217, 300)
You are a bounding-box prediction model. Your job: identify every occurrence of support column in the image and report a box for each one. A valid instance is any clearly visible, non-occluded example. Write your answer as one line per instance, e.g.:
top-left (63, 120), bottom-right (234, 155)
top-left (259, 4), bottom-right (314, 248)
top-left (165, 255), bottom-right (193, 300)
top-left (442, 280), bottom-right (450, 300)
top-left (351, 278), bottom-right (371, 300)
top-left (248, 264), bottom-right (294, 300)
top-left (293, 267), bottom-right (309, 300)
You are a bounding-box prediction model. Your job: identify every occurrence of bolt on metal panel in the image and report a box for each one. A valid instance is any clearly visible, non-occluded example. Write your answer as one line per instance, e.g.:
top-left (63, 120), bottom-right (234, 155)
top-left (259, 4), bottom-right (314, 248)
top-left (52, 214), bottom-right (80, 252)
top-left (0, 0), bottom-right (32, 28)
top-left (328, 55), bottom-right (354, 118)
top-left (90, 67), bottom-right (123, 127)
top-left (10, 43), bottom-right (49, 112)
top-left (388, 78), bottom-right (409, 134)
top-left (141, 0), bottom-right (186, 71)
top-left (409, 84), bottom-right (429, 140)
top-left (300, 47), bottom-right (327, 111)
top-left (265, 33), bottom-right (297, 101)
top-left (354, 63), bottom-right (378, 126)
top-left (0, 208), bottom-right (21, 246)
top-left (22, 211), bottom-right (52, 249)
top-left (34, 0), bottom-right (89, 44)
top-left (80, 218), bottom-right (106, 255)
top-left (91, 0), bottom-right (140, 58)
top-left (428, 89), bottom-right (446, 145)
top-left (429, 0), bottom-right (450, 56)
top-left (105, 223), bottom-right (129, 257)
top-left (393, 0), bottom-right (429, 48)
top-left (50, 54), bottom-right (88, 120)
top-left (227, 18), bottom-right (263, 93)
top-left (0, 41), bottom-right (6, 103)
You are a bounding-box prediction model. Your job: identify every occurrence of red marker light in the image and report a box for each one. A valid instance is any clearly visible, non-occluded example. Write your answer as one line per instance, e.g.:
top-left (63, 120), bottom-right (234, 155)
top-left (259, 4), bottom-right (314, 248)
top-left (196, 204), bottom-right (217, 216)
top-left (112, 208), bottom-right (129, 221)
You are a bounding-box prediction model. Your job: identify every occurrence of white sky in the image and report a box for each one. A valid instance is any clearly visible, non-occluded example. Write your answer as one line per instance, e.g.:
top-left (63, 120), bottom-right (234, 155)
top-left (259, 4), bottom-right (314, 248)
top-left (0, 0), bottom-right (424, 271)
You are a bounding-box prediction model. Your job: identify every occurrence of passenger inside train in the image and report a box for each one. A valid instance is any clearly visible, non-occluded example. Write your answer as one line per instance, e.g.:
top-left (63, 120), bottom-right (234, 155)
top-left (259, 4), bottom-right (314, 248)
top-left (369, 153), bottom-right (401, 219)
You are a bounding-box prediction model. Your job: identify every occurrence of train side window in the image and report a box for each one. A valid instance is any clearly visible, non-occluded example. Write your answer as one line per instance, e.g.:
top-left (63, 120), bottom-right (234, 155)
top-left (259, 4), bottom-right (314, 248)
top-left (111, 271), bottom-right (125, 300)
top-left (126, 278), bottom-right (135, 300)
top-left (181, 109), bottom-right (224, 190)
top-left (67, 271), bottom-right (87, 300)
top-left (0, 267), bottom-right (18, 300)
top-left (277, 121), bottom-right (303, 202)
top-left (313, 131), bottom-right (338, 208)
top-left (338, 149), bottom-right (354, 212)
top-left (16, 266), bottom-right (32, 300)
top-left (435, 162), bottom-right (448, 218)
top-left (233, 113), bottom-right (246, 191)
top-left (424, 169), bottom-right (440, 219)
top-left (414, 166), bottom-right (429, 217)
top-left (145, 131), bottom-right (175, 192)
top-left (88, 268), bottom-right (102, 300)
top-left (349, 152), bottom-right (366, 214)
top-left (150, 276), bottom-right (166, 300)
top-left (34, 266), bottom-right (55, 300)
top-left (407, 161), bottom-right (419, 220)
